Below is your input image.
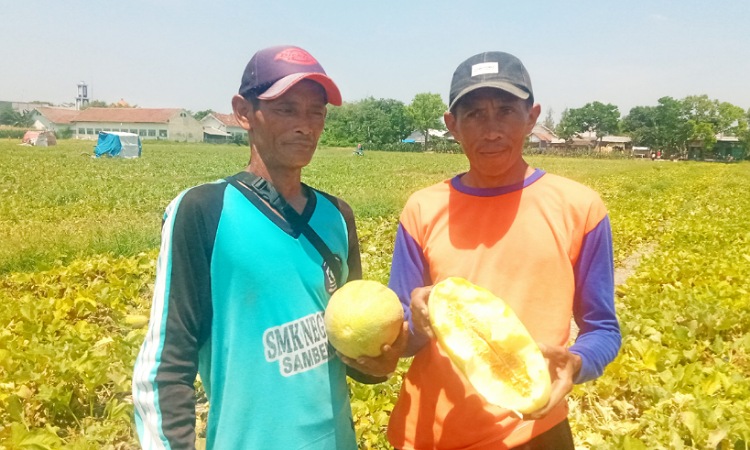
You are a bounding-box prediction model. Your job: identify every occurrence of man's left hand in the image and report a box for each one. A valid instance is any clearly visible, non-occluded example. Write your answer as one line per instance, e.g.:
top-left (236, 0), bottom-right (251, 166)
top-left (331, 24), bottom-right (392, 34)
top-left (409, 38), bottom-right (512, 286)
top-left (522, 344), bottom-right (582, 421)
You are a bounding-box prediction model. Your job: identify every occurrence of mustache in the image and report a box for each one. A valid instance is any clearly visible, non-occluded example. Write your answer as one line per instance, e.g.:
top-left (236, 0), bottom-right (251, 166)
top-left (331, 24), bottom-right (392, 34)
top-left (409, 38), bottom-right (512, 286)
top-left (286, 139), bottom-right (316, 146)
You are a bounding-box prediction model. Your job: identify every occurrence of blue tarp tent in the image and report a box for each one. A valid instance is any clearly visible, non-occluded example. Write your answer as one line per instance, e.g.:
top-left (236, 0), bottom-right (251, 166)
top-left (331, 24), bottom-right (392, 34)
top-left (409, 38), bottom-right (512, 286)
top-left (94, 132), bottom-right (142, 158)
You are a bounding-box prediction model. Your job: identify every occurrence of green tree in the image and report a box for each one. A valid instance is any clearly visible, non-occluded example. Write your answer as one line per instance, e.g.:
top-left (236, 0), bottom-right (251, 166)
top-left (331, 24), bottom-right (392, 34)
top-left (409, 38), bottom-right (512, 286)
top-left (688, 121), bottom-right (717, 156)
top-left (682, 95), bottom-right (718, 153)
top-left (621, 105), bottom-right (658, 148)
top-left (406, 93), bottom-right (446, 149)
top-left (0, 108), bottom-right (34, 127)
top-left (653, 96), bottom-right (690, 156)
top-left (555, 108), bottom-right (575, 139)
top-left (541, 108), bottom-right (555, 130)
top-left (321, 102), bottom-right (357, 146)
top-left (623, 96), bottom-right (748, 159)
top-left (19, 110), bottom-right (35, 128)
top-left (372, 98), bottom-right (412, 145)
top-left (556, 101), bottom-right (620, 149)
top-left (716, 101), bottom-right (747, 137)
top-left (84, 100), bottom-right (109, 109)
top-left (321, 97), bottom-right (412, 147)
top-left (0, 106), bottom-right (16, 125)
top-left (680, 95), bottom-right (748, 158)
top-left (622, 97), bottom-right (689, 157)
top-left (354, 97), bottom-right (399, 145)
top-left (82, 99), bottom-right (138, 109)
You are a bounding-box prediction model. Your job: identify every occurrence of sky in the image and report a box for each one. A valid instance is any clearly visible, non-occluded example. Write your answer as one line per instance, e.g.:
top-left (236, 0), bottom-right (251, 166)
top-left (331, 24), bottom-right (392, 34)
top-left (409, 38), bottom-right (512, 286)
top-left (3, 1), bottom-right (749, 122)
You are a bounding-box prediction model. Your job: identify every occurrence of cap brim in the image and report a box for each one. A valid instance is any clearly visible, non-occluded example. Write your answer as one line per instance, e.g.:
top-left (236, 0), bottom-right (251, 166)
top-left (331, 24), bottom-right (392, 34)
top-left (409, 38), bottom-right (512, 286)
top-left (258, 73), bottom-right (342, 106)
top-left (449, 81), bottom-right (530, 111)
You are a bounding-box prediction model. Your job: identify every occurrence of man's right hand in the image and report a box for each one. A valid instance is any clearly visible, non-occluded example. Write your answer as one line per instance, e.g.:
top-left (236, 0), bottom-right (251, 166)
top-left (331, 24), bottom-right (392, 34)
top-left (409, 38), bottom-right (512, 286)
top-left (339, 321), bottom-right (408, 379)
top-left (406, 286), bottom-right (435, 355)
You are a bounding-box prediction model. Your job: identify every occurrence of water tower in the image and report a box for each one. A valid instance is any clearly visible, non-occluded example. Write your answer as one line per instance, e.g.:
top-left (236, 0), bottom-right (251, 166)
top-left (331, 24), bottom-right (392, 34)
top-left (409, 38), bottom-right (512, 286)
top-left (76, 81), bottom-right (89, 110)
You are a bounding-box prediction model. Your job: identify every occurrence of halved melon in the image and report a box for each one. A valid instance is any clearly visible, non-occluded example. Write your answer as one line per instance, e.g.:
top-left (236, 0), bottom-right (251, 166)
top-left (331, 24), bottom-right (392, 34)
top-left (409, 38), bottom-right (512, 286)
top-left (429, 277), bottom-right (551, 414)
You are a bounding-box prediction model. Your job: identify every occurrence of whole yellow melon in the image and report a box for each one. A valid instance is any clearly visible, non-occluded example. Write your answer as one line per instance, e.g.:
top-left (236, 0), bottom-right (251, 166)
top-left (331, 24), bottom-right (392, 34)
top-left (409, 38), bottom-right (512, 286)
top-left (325, 280), bottom-right (404, 359)
top-left (429, 277), bottom-right (551, 414)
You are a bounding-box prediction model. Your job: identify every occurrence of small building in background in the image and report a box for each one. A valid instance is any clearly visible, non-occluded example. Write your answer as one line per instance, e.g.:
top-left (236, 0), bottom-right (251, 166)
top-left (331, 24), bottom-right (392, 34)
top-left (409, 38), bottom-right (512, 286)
top-left (598, 135), bottom-right (632, 153)
top-left (688, 134), bottom-right (744, 161)
top-left (632, 146), bottom-right (650, 158)
top-left (200, 112), bottom-right (247, 143)
top-left (565, 131), bottom-right (632, 153)
top-left (528, 124), bottom-right (565, 150)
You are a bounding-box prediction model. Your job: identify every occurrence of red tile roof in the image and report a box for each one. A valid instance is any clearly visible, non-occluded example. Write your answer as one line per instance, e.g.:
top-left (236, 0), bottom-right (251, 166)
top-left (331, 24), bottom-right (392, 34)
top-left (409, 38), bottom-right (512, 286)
top-left (212, 112), bottom-right (241, 128)
top-left (531, 124), bottom-right (562, 143)
top-left (74, 108), bottom-right (182, 123)
top-left (36, 107), bottom-right (186, 124)
top-left (532, 129), bottom-right (556, 142)
top-left (36, 107), bottom-right (80, 124)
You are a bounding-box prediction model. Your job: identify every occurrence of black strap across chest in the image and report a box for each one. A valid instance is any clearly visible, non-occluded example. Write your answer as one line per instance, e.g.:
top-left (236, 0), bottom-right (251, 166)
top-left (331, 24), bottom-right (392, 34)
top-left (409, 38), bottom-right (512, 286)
top-left (225, 171), bottom-right (343, 291)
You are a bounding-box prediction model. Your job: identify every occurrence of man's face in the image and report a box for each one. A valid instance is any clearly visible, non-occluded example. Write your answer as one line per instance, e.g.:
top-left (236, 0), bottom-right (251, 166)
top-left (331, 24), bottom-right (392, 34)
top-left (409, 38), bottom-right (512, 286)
top-left (445, 88), bottom-right (540, 185)
top-left (247, 80), bottom-right (328, 172)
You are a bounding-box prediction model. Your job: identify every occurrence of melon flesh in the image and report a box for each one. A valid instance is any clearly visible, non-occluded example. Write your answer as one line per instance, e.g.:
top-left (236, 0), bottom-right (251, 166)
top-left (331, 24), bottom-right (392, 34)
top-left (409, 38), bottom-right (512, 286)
top-left (325, 280), bottom-right (404, 359)
top-left (429, 277), bottom-right (551, 414)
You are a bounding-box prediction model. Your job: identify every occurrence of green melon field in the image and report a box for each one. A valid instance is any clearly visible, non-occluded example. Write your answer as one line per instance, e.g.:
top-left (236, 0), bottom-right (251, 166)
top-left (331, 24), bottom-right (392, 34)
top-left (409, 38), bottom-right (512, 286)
top-left (1, 140), bottom-right (748, 449)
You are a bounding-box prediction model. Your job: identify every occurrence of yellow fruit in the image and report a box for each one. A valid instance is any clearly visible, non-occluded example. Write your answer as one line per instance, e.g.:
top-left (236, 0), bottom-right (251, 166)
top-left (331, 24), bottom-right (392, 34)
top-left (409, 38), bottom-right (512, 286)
top-left (429, 277), bottom-right (551, 414)
top-left (325, 280), bottom-right (404, 358)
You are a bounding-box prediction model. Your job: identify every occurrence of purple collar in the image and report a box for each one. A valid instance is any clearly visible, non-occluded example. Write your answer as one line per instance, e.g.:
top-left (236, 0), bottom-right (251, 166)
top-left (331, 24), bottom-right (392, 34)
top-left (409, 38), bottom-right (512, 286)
top-left (450, 168), bottom-right (546, 197)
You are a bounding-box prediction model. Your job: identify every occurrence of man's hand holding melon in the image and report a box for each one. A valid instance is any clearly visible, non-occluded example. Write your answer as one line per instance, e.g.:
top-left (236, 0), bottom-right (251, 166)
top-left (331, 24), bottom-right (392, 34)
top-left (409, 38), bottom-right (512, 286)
top-left (324, 280), bottom-right (408, 379)
top-left (523, 342), bottom-right (582, 420)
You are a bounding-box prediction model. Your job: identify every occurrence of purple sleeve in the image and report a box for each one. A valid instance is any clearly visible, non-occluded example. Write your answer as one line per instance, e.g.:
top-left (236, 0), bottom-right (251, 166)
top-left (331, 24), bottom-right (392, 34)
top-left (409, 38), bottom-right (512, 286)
top-left (388, 223), bottom-right (431, 355)
top-left (569, 215), bottom-right (621, 383)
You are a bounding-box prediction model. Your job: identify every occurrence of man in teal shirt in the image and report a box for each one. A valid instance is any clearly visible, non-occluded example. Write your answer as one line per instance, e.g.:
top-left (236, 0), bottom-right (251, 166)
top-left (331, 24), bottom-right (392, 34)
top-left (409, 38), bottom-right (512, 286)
top-left (132, 45), bottom-right (379, 449)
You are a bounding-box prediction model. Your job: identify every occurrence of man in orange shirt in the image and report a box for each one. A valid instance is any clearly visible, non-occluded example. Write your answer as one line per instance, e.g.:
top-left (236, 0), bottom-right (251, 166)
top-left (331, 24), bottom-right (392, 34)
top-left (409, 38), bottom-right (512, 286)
top-left (351, 51), bottom-right (621, 449)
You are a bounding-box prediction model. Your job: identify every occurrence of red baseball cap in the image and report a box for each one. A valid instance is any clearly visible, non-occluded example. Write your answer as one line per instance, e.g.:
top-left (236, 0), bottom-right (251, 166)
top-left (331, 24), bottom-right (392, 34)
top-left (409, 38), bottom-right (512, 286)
top-left (239, 45), bottom-right (342, 106)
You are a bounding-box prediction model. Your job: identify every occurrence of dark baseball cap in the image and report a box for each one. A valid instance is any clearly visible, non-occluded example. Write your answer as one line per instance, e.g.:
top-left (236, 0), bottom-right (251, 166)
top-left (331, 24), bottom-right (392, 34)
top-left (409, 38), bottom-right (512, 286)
top-left (239, 45), bottom-right (342, 106)
top-left (448, 51), bottom-right (534, 111)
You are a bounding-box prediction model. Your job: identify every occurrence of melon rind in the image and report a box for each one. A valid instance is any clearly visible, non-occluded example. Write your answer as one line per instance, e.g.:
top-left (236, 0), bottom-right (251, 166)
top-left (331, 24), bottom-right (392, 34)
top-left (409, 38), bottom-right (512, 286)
top-left (429, 277), bottom-right (551, 414)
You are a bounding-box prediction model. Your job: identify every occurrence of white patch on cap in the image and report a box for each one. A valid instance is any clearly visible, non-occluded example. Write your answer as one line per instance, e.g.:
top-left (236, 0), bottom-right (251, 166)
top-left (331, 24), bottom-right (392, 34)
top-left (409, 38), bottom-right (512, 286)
top-left (472, 62), bottom-right (499, 77)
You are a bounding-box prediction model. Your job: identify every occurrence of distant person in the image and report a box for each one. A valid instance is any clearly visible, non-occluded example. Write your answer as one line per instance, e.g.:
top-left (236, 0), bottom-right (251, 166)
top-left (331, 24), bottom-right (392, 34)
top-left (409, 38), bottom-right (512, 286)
top-left (651, 151), bottom-right (656, 161)
top-left (354, 143), bottom-right (364, 156)
top-left (131, 44), bottom-right (396, 449)
top-left (350, 50), bottom-right (621, 449)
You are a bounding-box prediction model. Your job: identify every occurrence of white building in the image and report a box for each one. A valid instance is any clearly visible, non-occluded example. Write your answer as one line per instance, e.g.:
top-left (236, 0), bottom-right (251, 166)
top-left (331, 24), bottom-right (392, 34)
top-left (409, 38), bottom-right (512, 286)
top-left (200, 112), bottom-right (247, 143)
top-left (32, 107), bottom-right (204, 142)
top-left (32, 107), bottom-right (79, 134)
